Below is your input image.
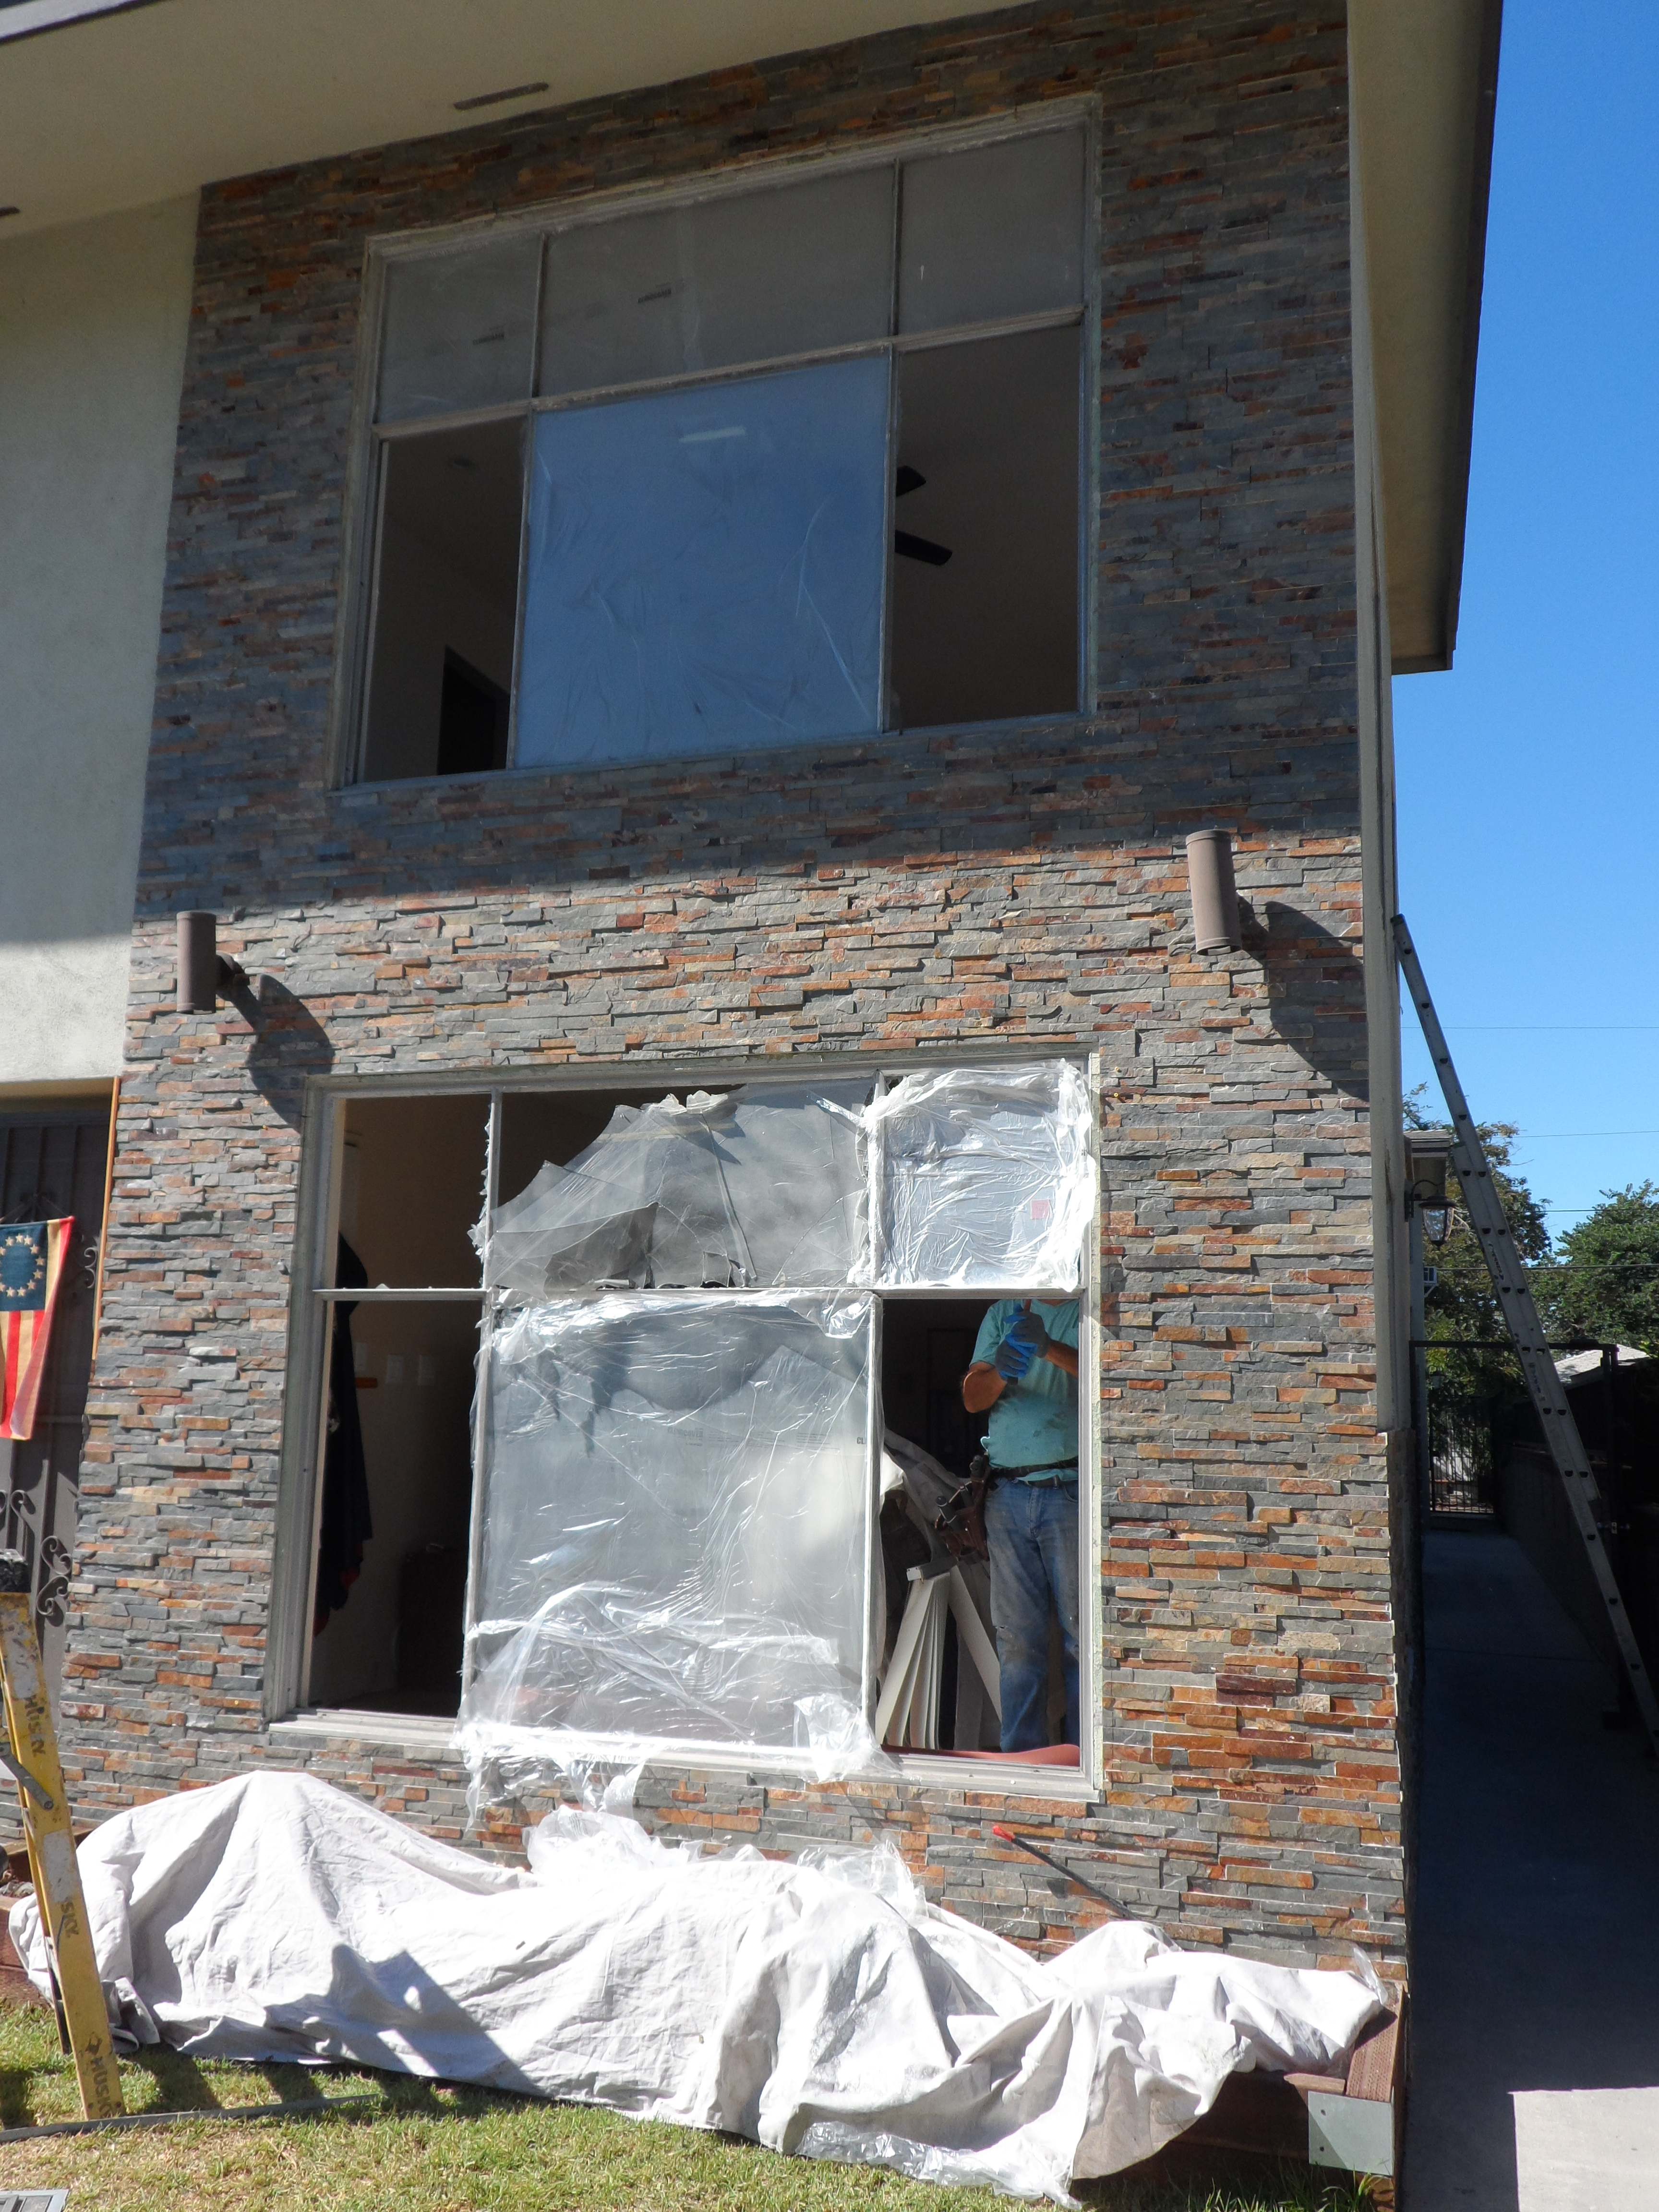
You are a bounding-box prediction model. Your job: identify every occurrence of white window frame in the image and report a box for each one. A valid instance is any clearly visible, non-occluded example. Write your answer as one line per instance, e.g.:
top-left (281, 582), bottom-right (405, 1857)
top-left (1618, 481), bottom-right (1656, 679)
top-left (268, 1050), bottom-right (1104, 1798)
top-left (327, 97), bottom-right (1102, 789)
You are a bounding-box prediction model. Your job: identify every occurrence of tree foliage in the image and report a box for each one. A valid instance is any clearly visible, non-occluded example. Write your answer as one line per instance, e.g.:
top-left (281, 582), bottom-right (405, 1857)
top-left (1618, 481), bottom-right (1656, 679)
top-left (1538, 1182), bottom-right (1659, 1355)
top-left (1406, 1093), bottom-right (1550, 1398)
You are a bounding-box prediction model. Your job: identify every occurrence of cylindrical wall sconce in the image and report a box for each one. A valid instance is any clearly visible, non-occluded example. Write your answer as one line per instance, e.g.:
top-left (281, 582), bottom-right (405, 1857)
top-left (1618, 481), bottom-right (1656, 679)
top-left (178, 912), bottom-right (219, 1012)
top-left (177, 912), bottom-right (246, 1013)
top-left (1185, 830), bottom-right (1240, 951)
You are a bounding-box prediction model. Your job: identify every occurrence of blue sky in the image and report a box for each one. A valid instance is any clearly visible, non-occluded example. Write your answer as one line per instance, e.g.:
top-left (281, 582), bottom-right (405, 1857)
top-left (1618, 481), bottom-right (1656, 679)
top-left (1393, 0), bottom-right (1659, 1240)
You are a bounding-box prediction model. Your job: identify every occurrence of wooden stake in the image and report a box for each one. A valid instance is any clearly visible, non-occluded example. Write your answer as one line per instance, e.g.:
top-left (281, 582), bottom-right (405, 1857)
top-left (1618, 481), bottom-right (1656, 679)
top-left (0, 1580), bottom-right (122, 2117)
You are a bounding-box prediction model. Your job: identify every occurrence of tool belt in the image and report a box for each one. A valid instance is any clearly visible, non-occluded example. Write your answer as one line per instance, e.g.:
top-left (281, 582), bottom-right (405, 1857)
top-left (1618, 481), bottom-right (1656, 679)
top-left (933, 1454), bottom-right (1079, 1562)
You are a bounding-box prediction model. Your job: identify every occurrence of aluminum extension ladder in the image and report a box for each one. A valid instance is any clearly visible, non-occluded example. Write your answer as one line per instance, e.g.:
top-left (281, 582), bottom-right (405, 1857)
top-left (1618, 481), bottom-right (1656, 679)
top-left (1395, 915), bottom-right (1659, 1759)
top-left (0, 1553), bottom-right (123, 2119)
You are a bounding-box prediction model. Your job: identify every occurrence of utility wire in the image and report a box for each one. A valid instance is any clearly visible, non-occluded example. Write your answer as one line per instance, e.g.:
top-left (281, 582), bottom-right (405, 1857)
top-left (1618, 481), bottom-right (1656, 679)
top-left (1433, 1025), bottom-right (1659, 1034)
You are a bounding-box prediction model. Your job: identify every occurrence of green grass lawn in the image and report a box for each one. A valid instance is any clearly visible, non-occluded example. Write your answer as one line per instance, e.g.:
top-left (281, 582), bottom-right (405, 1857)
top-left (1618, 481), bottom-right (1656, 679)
top-left (0, 2005), bottom-right (1379, 2212)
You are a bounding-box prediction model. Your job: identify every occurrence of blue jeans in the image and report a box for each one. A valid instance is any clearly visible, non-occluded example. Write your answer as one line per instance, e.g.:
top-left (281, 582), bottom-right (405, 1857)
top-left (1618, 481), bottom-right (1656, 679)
top-left (985, 1479), bottom-right (1079, 1753)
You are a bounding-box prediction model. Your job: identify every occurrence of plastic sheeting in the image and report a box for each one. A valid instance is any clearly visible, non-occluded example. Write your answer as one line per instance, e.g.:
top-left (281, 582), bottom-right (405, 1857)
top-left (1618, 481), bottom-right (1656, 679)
top-left (462, 1060), bottom-right (1094, 1784)
top-left (515, 359), bottom-right (888, 769)
top-left (462, 1292), bottom-right (872, 1759)
top-left (482, 1082), bottom-right (869, 1297)
top-left (10, 1772), bottom-right (1385, 2206)
top-left (864, 1060), bottom-right (1094, 1290)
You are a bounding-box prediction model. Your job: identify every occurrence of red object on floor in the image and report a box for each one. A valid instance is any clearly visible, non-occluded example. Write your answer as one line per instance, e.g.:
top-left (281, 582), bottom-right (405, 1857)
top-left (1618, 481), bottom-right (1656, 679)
top-left (947, 1743), bottom-right (1081, 1767)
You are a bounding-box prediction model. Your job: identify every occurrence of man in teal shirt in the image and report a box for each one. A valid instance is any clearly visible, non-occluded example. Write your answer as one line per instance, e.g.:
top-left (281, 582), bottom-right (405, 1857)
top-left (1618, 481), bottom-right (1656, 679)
top-left (962, 1299), bottom-right (1079, 1752)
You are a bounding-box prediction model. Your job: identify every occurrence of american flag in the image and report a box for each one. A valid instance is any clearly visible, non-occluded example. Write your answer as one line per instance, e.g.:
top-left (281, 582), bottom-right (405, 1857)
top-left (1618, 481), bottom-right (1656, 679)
top-left (0, 1218), bottom-right (73, 1442)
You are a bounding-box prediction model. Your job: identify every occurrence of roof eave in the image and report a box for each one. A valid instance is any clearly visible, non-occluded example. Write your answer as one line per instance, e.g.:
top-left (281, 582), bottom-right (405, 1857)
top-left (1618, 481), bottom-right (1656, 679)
top-left (1352, 0), bottom-right (1503, 676)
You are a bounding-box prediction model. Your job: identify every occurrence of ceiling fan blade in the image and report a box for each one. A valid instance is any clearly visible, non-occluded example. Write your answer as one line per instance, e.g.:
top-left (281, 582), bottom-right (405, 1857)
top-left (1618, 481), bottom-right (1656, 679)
top-left (895, 464), bottom-right (926, 498)
top-left (895, 529), bottom-right (952, 566)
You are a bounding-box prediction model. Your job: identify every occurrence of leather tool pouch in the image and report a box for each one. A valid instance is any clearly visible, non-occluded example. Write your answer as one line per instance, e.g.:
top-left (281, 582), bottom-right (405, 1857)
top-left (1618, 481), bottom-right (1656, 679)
top-left (933, 1452), bottom-right (996, 1564)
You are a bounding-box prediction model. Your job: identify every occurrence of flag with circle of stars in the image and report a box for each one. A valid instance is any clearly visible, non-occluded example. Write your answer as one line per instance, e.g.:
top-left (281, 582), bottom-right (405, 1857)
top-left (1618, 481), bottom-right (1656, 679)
top-left (0, 1219), bottom-right (73, 1441)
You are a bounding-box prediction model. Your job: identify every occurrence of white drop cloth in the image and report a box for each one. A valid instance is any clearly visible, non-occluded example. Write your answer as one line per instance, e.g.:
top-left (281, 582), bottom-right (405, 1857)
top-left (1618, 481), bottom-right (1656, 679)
top-left (10, 1772), bottom-right (1380, 2203)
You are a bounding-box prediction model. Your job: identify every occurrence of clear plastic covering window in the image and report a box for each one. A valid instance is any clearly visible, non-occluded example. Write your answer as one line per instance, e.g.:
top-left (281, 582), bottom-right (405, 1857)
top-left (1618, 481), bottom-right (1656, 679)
top-left (461, 1065), bottom-right (1090, 1774)
top-left (515, 360), bottom-right (888, 769)
top-left (862, 1061), bottom-right (1094, 1290)
top-left (481, 1082), bottom-right (871, 1298)
top-left (462, 1293), bottom-right (871, 1754)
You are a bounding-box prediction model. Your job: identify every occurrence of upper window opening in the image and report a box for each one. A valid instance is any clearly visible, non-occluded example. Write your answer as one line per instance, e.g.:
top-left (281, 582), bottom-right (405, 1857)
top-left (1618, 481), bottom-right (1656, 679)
top-left (350, 122), bottom-right (1090, 783)
top-left (891, 326), bottom-right (1080, 730)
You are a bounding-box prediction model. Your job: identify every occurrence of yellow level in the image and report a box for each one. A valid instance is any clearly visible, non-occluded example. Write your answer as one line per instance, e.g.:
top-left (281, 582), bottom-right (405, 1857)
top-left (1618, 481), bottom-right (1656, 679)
top-left (0, 1563), bottom-right (122, 2119)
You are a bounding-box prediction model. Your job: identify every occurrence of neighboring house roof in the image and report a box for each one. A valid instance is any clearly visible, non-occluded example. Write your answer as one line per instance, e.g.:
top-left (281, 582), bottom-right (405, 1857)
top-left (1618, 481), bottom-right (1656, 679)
top-left (1556, 1346), bottom-right (1651, 1383)
top-left (0, 0), bottom-right (1501, 677)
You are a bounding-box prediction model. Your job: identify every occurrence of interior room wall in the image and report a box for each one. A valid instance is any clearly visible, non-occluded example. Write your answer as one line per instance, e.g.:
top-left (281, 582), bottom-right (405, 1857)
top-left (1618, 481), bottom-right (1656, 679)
top-left (340, 1093), bottom-right (489, 1286)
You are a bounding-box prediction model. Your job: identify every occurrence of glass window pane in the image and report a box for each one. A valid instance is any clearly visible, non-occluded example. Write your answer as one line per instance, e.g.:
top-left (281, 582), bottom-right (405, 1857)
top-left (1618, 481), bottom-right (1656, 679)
top-left (361, 419), bottom-right (525, 782)
top-left (378, 233), bottom-right (540, 423)
top-left (539, 166), bottom-right (893, 397)
top-left (516, 358), bottom-right (887, 769)
top-left (899, 128), bottom-right (1085, 334)
top-left (464, 1292), bottom-right (871, 1750)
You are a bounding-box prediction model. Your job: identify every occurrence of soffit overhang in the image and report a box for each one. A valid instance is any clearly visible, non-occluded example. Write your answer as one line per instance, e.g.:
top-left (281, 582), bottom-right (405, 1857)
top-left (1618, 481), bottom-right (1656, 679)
top-left (1351, 0), bottom-right (1502, 673)
top-left (0, 0), bottom-right (1016, 237)
top-left (1, 0), bottom-right (1498, 676)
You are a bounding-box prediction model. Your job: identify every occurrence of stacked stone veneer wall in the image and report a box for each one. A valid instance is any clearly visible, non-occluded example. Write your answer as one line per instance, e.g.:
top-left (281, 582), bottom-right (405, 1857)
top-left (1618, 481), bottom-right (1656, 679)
top-left (65, 0), bottom-right (1400, 1972)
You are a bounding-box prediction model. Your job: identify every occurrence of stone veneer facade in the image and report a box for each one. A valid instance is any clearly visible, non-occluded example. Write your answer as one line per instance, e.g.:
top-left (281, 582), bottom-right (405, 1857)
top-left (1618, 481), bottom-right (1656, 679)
top-left (65, 0), bottom-right (1404, 1974)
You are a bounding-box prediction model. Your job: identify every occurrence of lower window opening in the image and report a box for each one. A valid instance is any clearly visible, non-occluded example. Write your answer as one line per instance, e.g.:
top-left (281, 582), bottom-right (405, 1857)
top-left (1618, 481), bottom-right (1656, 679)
top-left (303, 1075), bottom-right (1088, 1768)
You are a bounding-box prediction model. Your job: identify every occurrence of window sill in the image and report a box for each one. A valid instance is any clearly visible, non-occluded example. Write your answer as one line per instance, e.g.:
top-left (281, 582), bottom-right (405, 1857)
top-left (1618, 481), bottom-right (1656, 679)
top-left (270, 1707), bottom-right (462, 1756)
top-left (329, 709), bottom-right (1095, 803)
top-left (269, 1709), bottom-right (1098, 1802)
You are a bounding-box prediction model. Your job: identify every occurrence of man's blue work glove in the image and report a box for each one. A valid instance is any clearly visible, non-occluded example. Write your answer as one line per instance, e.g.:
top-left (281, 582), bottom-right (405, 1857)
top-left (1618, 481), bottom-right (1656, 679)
top-left (993, 1332), bottom-right (1034, 1381)
top-left (993, 1306), bottom-right (1050, 1381)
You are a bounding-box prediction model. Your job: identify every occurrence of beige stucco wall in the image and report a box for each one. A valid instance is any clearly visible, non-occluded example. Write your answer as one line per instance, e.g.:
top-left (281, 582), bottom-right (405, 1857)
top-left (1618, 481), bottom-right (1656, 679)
top-left (0, 194), bottom-right (196, 1084)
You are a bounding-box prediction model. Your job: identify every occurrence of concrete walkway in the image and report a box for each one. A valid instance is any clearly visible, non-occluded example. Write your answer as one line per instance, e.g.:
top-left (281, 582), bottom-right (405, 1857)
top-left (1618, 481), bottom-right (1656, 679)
top-left (1405, 1527), bottom-right (1659, 2209)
